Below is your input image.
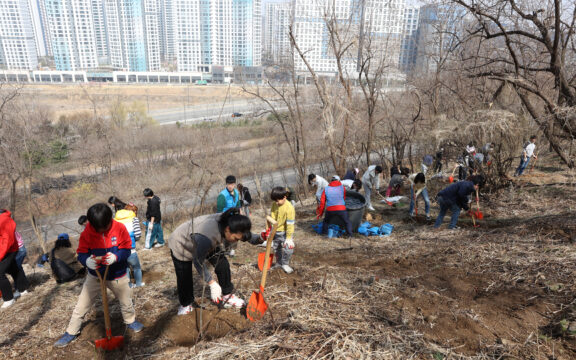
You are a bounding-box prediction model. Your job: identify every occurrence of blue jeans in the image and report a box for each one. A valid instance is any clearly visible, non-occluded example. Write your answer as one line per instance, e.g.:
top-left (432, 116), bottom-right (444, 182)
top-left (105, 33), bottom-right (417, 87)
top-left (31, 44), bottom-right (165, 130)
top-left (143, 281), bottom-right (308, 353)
top-left (145, 221), bottom-right (164, 248)
top-left (409, 187), bottom-right (430, 216)
top-left (434, 196), bottom-right (461, 229)
top-left (514, 157), bottom-right (530, 176)
top-left (15, 246), bottom-right (27, 268)
top-left (126, 252), bottom-right (143, 286)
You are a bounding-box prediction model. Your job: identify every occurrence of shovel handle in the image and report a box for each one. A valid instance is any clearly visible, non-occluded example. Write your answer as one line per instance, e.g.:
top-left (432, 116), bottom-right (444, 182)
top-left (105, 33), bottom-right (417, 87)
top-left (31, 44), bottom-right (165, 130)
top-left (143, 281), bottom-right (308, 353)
top-left (96, 265), bottom-right (111, 339)
top-left (475, 189), bottom-right (481, 212)
top-left (260, 216), bottom-right (278, 290)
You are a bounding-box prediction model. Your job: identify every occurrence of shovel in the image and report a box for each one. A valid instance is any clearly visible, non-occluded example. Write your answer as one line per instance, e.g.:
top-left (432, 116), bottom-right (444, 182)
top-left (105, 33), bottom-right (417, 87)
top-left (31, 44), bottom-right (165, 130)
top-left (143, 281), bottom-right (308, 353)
top-left (95, 265), bottom-right (125, 351)
top-left (257, 225), bottom-right (274, 271)
top-left (247, 216), bottom-right (278, 322)
top-left (473, 189), bottom-right (483, 220)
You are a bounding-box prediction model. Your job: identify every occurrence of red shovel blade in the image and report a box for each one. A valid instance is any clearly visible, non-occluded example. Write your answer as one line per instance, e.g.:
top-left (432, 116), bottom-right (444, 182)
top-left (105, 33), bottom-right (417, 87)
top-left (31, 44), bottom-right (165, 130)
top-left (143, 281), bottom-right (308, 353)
top-left (474, 211), bottom-right (484, 220)
top-left (246, 286), bottom-right (267, 322)
top-left (258, 253), bottom-right (274, 272)
top-left (448, 176), bottom-right (454, 183)
top-left (95, 330), bottom-right (124, 351)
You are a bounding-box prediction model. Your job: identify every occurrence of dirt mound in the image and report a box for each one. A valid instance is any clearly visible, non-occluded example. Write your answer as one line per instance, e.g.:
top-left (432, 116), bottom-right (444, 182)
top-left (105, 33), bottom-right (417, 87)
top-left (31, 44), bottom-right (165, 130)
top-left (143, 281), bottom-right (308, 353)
top-left (161, 309), bottom-right (250, 347)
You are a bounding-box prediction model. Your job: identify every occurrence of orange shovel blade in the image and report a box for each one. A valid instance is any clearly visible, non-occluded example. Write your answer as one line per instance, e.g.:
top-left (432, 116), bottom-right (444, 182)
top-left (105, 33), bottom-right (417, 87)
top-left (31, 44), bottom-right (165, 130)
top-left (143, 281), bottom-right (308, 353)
top-left (246, 286), bottom-right (268, 322)
top-left (448, 176), bottom-right (454, 183)
top-left (95, 335), bottom-right (124, 351)
top-left (258, 253), bottom-right (274, 271)
top-left (474, 211), bottom-right (484, 220)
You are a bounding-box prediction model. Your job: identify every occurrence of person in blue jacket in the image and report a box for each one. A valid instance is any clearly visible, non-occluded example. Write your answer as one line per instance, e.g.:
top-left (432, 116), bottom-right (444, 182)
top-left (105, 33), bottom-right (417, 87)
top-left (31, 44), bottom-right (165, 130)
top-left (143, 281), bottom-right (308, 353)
top-left (433, 175), bottom-right (484, 230)
top-left (216, 175), bottom-right (241, 256)
top-left (217, 175), bottom-right (241, 213)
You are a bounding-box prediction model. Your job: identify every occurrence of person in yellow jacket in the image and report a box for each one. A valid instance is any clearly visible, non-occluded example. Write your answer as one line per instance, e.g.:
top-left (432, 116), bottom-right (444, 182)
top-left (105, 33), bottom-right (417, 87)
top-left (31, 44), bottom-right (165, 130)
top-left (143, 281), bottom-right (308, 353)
top-left (108, 197), bottom-right (144, 288)
top-left (267, 187), bottom-right (296, 274)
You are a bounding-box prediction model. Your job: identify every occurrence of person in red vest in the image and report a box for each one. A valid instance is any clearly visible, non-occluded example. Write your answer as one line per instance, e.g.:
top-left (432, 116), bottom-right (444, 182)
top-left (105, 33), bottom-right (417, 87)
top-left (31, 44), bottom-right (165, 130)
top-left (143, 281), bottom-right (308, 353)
top-left (0, 209), bottom-right (29, 309)
top-left (316, 176), bottom-right (353, 236)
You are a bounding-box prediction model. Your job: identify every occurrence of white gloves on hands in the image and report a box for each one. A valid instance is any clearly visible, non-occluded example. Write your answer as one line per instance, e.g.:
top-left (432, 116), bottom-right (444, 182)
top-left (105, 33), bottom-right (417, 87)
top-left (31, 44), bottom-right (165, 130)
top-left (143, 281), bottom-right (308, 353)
top-left (284, 238), bottom-right (295, 250)
top-left (209, 282), bottom-right (222, 302)
top-left (86, 255), bottom-right (99, 270)
top-left (102, 252), bottom-right (117, 265)
top-left (148, 223), bottom-right (154, 231)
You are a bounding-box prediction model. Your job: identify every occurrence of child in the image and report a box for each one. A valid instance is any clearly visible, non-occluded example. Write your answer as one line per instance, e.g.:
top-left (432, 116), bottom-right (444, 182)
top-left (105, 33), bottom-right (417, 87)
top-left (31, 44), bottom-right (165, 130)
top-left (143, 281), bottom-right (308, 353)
top-left (143, 188), bottom-right (164, 249)
top-left (361, 165), bottom-right (383, 211)
top-left (269, 187), bottom-right (296, 274)
top-left (237, 183), bottom-right (252, 217)
top-left (54, 203), bottom-right (143, 348)
top-left (308, 174), bottom-right (329, 203)
top-left (385, 167), bottom-right (409, 198)
top-left (408, 173), bottom-right (431, 220)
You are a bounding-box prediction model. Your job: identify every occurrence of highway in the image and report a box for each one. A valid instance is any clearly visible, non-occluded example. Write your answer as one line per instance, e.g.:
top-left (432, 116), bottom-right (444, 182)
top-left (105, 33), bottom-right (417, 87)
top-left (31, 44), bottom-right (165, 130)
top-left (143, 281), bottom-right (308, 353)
top-left (150, 99), bottom-right (279, 125)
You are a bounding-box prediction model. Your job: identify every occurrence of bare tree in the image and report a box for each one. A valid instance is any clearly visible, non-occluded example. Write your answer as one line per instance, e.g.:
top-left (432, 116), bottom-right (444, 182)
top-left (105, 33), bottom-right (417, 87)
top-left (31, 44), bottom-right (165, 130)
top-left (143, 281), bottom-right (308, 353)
top-left (451, 0), bottom-right (576, 167)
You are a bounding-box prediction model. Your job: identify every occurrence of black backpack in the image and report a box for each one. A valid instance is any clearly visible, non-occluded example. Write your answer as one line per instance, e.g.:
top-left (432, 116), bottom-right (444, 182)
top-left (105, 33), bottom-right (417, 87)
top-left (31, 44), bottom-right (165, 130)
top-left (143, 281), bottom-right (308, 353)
top-left (50, 249), bottom-right (77, 283)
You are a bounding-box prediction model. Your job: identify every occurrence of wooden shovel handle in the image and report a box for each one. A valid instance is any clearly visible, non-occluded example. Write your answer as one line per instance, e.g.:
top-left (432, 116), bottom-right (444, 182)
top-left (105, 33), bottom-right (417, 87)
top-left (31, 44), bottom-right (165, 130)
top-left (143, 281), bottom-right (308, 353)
top-left (475, 189), bottom-right (481, 212)
top-left (96, 265), bottom-right (111, 339)
top-left (260, 216), bottom-right (278, 290)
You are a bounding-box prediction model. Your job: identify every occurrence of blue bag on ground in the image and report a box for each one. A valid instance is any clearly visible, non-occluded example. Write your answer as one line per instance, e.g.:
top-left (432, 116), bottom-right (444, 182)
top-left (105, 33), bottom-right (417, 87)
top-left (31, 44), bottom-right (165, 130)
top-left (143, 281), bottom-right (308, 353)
top-left (379, 223), bottom-right (394, 236)
top-left (312, 222), bottom-right (323, 234)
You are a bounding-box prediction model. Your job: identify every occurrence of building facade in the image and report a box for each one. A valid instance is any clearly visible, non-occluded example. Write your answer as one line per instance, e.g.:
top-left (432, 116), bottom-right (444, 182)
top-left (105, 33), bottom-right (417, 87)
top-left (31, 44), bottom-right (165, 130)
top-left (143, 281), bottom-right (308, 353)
top-left (0, 0), bottom-right (39, 70)
top-left (45, 0), bottom-right (98, 70)
top-left (262, 1), bottom-right (291, 65)
top-left (104, 0), bottom-right (161, 71)
top-left (399, 4), bottom-right (419, 72)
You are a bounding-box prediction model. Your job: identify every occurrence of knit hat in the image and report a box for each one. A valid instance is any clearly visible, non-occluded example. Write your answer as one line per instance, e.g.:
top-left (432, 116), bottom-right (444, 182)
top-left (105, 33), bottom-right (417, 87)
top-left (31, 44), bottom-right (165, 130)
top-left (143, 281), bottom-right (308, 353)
top-left (57, 233), bottom-right (69, 241)
top-left (331, 175), bottom-right (341, 181)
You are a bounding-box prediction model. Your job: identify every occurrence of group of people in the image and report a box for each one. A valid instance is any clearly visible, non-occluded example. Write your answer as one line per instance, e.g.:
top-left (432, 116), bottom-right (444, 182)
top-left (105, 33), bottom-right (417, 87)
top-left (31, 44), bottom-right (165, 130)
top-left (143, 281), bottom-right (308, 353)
top-left (0, 136), bottom-right (540, 348)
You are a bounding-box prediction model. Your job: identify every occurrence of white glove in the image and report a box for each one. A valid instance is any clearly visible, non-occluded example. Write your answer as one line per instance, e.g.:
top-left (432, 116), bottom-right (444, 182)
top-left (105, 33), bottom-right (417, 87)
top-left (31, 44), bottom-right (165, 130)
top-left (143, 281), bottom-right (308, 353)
top-left (209, 282), bottom-right (222, 302)
top-left (242, 200), bottom-right (249, 206)
top-left (148, 222), bottom-right (154, 231)
top-left (102, 252), bottom-right (117, 265)
top-left (284, 238), bottom-right (295, 250)
top-left (86, 255), bottom-right (99, 270)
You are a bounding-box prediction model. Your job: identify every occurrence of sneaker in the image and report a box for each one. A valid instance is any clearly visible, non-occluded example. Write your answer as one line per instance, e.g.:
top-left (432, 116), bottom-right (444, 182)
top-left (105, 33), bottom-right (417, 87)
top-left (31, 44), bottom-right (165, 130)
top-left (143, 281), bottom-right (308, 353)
top-left (220, 294), bottom-right (245, 309)
top-left (281, 265), bottom-right (294, 274)
top-left (13, 290), bottom-right (28, 299)
top-left (177, 305), bottom-right (193, 315)
top-left (449, 226), bottom-right (461, 230)
top-left (228, 249), bottom-right (235, 257)
top-left (127, 321), bottom-right (144, 333)
top-left (142, 247), bottom-right (151, 251)
top-left (130, 282), bottom-right (146, 288)
top-left (54, 332), bottom-right (77, 348)
top-left (257, 242), bottom-right (267, 247)
top-left (426, 215), bottom-right (431, 221)
top-left (153, 243), bottom-right (164, 248)
top-left (409, 213), bottom-right (415, 218)
top-left (270, 263), bottom-right (282, 270)
top-left (1, 299), bottom-right (15, 309)
top-left (367, 206), bottom-right (376, 211)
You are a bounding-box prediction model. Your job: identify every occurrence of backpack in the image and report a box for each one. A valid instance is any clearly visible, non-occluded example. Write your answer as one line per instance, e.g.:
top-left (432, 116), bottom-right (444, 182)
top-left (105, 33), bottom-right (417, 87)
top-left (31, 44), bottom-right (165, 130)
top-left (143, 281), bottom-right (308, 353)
top-left (50, 249), bottom-right (77, 283)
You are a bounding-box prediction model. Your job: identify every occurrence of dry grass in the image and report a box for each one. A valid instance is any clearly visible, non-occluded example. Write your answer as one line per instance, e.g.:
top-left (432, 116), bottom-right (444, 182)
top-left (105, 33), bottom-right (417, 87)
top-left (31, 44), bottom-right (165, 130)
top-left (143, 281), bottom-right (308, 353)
top-left (3, 156), bottom-right (576, 359)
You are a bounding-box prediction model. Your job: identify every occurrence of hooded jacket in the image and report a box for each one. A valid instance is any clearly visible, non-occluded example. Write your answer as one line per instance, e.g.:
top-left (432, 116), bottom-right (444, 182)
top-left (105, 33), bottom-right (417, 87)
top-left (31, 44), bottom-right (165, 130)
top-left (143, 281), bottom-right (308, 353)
top-left (114, 209), bottom-right (141, 249)
top-left (317, 180), bottom-right (346, 216)
top-left (77, 220), bottom-right (131, 280)
top-left (0, 210), bottom-right (18, 261)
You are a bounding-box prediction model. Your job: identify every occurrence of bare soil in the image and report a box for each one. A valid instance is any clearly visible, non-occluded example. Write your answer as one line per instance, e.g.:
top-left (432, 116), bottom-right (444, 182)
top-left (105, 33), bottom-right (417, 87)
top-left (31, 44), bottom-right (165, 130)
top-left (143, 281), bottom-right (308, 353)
top-left (2, 165), bottom-right (576, 359)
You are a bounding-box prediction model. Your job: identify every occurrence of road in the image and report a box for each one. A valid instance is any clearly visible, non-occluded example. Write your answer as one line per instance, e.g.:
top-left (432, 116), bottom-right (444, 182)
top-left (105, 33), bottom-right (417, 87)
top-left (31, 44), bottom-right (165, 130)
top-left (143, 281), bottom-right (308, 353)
top-left (149, 99), bottom-right (281, 125)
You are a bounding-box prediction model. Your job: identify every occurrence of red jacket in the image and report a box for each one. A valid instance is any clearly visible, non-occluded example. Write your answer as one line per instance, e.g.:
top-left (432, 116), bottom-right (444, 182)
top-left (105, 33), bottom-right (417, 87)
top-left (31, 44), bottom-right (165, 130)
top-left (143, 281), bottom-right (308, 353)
top-left (317, 181), bottom-right (347, 217)
top-left (0, 210), bottom-right (18, 261)
top-left (77, 220), bottom-right (132, 280)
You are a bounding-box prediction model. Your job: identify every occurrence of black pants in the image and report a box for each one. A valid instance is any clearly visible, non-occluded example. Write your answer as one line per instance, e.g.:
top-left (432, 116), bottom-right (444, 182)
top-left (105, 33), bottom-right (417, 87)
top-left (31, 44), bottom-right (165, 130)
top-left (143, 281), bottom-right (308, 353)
top-left (322, 210), bottom-right (353, 235)
top-left (171, 249), bottom-right (233, 307)
top-left (0, 251), bottom-right (29, 301)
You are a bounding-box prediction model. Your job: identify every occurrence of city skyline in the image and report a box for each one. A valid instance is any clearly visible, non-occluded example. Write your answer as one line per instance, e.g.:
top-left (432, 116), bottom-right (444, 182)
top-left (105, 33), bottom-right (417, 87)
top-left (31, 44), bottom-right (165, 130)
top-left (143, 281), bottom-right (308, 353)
top-left (0, 0), bottom-right (449, 83)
